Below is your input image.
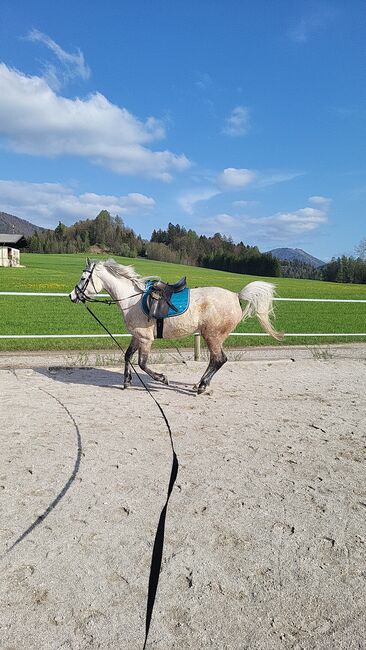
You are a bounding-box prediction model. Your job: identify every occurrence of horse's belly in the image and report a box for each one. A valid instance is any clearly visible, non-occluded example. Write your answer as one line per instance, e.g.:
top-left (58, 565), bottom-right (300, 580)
top-left (161, 305), bottom-right (198, 338)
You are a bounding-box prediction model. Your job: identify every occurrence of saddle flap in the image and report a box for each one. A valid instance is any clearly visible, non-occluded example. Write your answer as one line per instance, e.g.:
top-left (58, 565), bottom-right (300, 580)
top-left (148, 294), bottom-right (170, 320)
top-left (141, 280), bottom-right (190, 321)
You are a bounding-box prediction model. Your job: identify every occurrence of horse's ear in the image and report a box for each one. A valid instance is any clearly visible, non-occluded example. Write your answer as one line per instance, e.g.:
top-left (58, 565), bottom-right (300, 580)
top-left (86, 257), bottom-right (90, 266)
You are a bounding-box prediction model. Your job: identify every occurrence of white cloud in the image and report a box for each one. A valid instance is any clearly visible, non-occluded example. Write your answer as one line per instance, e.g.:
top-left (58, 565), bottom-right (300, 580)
top-left (309, 195), bottom-right (332, 208)
top-left (288, 7), bottom-right (338, 43)
top-left (244, 198), bottom-right (330, 241)
top-left (197, 196), bottom-right (330, 244)
top-left (223, 106), bottom-right (250, 137)
top-left (178, 168), bottom-right (303, 216)
top-left (26, 29), bottom-right (90, 90)
top-left (208, 213), bottom-right (240, 227)
top-left (0, 179), bottom-right (155, 228)
top-left (0, 63), bottom-right (190, 180)
top-left (232, 199), bottom-right (259, 208)
top-left (257, 171), bottom-right (304, 187)
top-left (199, 213), bottom-right (242, 236)
top-left (178, 167), bottom-right (256, 214)
top-left (178, 187), bottom-right (219, 214)
top-left (217, 167), bottom-right (256, 190)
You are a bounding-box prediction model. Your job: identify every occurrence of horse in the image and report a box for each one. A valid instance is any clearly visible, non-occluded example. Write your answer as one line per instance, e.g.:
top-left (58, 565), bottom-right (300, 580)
top-left (69, 258), bottom-right (283, 394)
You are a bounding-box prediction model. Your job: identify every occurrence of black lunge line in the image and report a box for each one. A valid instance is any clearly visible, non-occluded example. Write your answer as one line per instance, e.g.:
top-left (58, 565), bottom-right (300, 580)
top-left (6, 389), bottom-right (82, 554)
top-left (85, 305), bottom-right (179, 649)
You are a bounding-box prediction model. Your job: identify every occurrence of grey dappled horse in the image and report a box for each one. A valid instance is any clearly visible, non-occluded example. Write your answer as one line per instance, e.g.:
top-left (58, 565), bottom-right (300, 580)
top-left (70, 259), bottom-right (282, 394)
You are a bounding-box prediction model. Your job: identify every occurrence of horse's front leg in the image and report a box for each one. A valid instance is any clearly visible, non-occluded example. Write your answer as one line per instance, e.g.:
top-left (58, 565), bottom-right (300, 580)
top-left (123, 337), bottom-right (139, 388)
top-left (138, 339), bottom-right (169, 385)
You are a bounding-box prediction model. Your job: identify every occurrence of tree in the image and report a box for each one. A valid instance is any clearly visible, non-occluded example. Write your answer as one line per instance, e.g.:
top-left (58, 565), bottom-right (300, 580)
top-left (355, 237), bottom-right (366, 260)
top-left (322, 256), bottom-right (366, 284)
top-left (55, 221), bottom-right (67, 240)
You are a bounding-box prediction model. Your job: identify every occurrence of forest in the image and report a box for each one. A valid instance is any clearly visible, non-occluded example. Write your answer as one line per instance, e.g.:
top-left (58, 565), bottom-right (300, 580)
top-left (26, 210), bottom-right (366, 283)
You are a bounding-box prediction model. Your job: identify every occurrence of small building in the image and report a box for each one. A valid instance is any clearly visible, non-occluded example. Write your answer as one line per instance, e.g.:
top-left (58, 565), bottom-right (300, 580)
top-left (0, 234), bottom-right (27, 267)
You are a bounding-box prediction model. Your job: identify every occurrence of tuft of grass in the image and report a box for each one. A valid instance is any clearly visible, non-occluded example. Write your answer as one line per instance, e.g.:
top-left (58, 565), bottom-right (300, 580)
top-left (307, 346), bottom-right (334, 360)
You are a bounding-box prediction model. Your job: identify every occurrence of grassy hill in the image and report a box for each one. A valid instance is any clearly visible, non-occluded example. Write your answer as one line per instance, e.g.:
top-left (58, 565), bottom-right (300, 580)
top-left (0, 253), bottom-right (365, 351)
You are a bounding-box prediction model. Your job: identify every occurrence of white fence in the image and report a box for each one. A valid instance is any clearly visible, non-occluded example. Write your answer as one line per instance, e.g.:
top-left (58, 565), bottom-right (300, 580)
top-left (0, 293), bottom-right (365, 343)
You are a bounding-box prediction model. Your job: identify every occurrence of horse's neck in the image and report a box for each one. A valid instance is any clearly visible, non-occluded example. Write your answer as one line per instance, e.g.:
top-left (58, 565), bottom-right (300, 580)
top-left (99, 268), bottom-right (135, 302)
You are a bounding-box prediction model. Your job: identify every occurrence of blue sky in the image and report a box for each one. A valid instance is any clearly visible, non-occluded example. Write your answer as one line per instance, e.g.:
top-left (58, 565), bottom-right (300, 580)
top-left (0, 0), bottom-right (365, 260)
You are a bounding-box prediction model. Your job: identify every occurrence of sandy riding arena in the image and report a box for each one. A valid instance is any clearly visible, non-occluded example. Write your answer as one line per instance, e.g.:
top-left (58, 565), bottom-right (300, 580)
top-left (1, 345), bottom-right (365, 649)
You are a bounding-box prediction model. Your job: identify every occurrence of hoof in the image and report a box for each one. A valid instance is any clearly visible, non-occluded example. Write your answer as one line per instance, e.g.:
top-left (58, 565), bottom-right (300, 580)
top-left (123, 373), bottom-right (132, 389)
top-left (162, 375), bottom-right (169, 385)
top-left (197, 384), bottom-right (206, 394)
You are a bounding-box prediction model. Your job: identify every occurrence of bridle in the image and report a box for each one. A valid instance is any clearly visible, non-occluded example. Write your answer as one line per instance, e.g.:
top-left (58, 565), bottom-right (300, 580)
top-left (74, 263), bottom-right (99, 303)
top-left (73, 262), bottom-right (143, 305)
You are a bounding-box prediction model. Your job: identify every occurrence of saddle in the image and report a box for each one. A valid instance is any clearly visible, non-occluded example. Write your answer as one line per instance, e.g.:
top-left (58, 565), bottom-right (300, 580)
top-left (147, 276), bottom-right (187, 320)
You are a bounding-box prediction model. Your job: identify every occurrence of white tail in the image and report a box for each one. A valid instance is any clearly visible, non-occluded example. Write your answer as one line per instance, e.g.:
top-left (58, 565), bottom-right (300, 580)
top-left (239, 281), bottom-right (284, 341)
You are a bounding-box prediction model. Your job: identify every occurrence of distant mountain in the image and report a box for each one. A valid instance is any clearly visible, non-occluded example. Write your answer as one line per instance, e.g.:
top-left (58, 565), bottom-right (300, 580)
top-left (0, 211), bottom-right (44, 237)
top-left (268, 247), bottom-right (325, 268)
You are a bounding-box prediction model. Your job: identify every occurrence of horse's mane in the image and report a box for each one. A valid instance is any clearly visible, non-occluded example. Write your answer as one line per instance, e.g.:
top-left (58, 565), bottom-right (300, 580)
top-left (99, 259), bottom-right (159, 290)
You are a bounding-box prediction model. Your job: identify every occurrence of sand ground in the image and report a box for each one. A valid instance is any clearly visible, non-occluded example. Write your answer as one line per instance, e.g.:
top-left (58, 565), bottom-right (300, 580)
top-left (0, 345), bottom-right (365, 649)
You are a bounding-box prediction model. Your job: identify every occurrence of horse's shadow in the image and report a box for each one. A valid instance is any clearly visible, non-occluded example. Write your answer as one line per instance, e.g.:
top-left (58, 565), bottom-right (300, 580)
top-left (35, 367), bottom-right (195, 396)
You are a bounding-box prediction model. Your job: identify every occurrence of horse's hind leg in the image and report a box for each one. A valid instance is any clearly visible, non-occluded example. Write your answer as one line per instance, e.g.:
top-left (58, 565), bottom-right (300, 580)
top-left (123, 337), bottom-right (139, 388)
top-left (195, 334), bottom-right (227, 394)
top-left (138, 338), bottom-right (169, 385)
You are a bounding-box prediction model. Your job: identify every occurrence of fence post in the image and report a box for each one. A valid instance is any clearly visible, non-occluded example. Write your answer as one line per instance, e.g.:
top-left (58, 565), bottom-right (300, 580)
top-left (194, 333), bottom-right (201, 361)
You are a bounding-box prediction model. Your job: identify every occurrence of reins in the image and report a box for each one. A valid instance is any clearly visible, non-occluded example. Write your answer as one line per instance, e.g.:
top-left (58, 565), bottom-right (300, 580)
top-left (85, 302), bottom-right (179, 649)
top-left (76, 289), bottom-right (142, 305)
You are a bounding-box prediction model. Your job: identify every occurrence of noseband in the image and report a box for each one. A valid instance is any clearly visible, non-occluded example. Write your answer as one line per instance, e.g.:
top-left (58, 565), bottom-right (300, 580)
top-left (74, 263), bottom-right (98, 303)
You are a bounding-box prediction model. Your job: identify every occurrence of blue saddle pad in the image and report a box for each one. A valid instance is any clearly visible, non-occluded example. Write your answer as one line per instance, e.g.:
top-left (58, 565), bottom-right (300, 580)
top-left (141, 283), bottom-right (190, 318)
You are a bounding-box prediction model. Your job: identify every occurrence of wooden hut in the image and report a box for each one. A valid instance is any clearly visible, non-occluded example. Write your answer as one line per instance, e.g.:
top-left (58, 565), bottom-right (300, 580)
top-left (0, 234), bottom-right (27, 267)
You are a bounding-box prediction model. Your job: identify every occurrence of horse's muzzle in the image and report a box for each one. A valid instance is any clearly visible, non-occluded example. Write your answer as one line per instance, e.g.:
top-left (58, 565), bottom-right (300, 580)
top-left (69, 290), bottom-right (80, 303)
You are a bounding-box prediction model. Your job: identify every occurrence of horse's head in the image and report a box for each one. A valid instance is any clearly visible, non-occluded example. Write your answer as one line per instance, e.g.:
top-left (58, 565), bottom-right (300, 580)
top-left (69, 258), bottom-right (103, 303)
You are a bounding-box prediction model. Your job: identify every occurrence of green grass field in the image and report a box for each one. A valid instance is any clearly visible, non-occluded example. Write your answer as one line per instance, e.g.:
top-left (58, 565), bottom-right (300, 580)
top-left (0, 253), bottom-right (365, 351)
